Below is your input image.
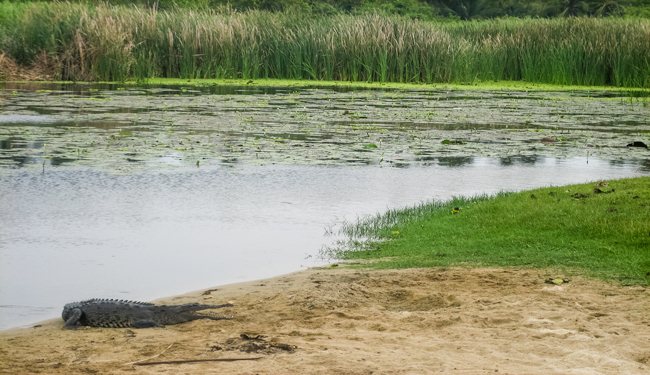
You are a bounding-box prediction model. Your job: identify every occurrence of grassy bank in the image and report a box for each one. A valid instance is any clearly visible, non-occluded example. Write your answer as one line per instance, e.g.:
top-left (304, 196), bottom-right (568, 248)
top-left (134, 78), bottom-right (650, 94)
top-left (334, 177), bottom-right (650, 285)
top-left (1, 2), bottom-right (648, 87)
top-left (7, 77), bottom-right (650, 95)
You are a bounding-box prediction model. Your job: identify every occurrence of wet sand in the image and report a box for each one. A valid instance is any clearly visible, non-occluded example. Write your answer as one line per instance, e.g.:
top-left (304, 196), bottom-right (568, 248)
top-left (1, 267), bottom-right (649, 374)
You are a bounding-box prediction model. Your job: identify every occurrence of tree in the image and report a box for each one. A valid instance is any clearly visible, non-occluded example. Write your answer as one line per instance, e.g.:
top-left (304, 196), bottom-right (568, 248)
top-left (592, 0), bottom-right (625, 16)
top-left (560, 0), bottom-right (590, 16)
top-left (432, 0), bottom-right (496, 20)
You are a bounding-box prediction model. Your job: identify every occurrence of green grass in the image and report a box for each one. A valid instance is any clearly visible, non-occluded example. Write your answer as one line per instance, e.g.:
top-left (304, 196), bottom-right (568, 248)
top-left (1, 2), bottom-right (649, 87)
top-left (335, 177), bottom-right (650, 285)
top-left (125, 78), bottom-right (650, 94)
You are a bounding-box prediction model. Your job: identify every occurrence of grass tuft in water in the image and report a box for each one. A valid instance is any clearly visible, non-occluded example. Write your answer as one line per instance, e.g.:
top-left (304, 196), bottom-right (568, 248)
top-left (332, 177), bottom-right (650, 285)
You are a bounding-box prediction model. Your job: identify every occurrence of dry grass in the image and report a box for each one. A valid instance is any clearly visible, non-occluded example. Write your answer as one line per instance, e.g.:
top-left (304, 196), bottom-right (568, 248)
top-left (0, 51), bottom-right (58, 81)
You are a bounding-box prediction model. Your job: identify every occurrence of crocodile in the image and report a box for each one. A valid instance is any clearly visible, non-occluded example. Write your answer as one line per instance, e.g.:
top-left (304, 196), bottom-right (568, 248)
top-left (62, 298), bottom-right (233, 329)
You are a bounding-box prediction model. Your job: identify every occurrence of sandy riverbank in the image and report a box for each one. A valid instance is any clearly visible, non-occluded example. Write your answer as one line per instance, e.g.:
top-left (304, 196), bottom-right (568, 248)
top-left (1, 267), bottom-right (648, 374)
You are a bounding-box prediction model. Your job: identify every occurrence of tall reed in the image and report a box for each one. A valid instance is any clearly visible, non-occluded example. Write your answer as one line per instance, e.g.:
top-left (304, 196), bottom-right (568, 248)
top-left (0, 2), bottom-right (648, 87)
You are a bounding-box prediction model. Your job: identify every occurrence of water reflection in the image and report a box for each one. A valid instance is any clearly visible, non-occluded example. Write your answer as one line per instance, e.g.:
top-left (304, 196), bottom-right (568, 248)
top-left (499, 155), bottom-right (540, 165)
top-left (611, 158), bottom-right (650, 172)
top-left (437, 156), bottom-right (474, 167)
top-left (49, 155), bottom-right (77, 166)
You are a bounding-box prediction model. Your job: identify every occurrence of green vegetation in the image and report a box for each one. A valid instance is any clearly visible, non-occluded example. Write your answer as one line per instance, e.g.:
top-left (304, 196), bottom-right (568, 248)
top-left (121, 78), bottom-right (650, 94)
top-left (334, 177), bottom-right (650, 285)
top-left (11, 1), bottom-right (649, 20)
top-left (0, 2), bottom-right (648, 86)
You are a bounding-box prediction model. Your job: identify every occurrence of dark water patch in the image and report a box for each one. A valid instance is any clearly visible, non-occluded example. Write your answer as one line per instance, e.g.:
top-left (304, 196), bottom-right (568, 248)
top-left (0, 155), bottom-right (31, 167)
top-left (0, 137), bottom-right (29, 150)
top-left (49, 155), bottom-right (77, 166)
top-left (138, 84), bottom-right (304, 96)
top-left (499, 155), bottom-right (541, 165)
top-left (0, 82), bottom-right (124, 95)
top-left (436, 156), bottom-right (475, 167)
top-left (569, 90), bottom-right (650, 99)
top-left (610, 158), bottom-right (650, 172)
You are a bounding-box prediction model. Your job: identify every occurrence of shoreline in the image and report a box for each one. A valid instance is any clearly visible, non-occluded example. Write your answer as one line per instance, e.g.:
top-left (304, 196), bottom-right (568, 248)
top-left (4, 77), bottom-right (650, 93)
top-left (1, 266), bottom-right (648, 374)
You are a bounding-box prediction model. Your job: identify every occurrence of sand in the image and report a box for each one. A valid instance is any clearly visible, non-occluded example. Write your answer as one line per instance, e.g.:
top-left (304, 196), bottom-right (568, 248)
top-left (1, 267), bottom-right (648, 374)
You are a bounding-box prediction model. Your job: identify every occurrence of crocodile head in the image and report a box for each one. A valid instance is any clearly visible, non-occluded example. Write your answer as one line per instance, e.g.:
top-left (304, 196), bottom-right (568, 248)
top-left (62, 301), bottom-right (83, 321)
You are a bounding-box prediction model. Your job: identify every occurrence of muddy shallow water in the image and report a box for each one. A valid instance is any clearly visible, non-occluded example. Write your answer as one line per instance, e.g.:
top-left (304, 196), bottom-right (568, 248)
top-left (0, 83), bottom-right (648, 329)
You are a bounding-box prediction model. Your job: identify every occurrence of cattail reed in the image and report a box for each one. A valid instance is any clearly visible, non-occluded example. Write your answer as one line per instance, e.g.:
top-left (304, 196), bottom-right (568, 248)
top-left (0, 2), bottom-right (647, 87)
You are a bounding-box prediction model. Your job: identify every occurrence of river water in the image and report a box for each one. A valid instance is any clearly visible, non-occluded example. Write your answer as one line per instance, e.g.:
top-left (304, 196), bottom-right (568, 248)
top-left (0, 83), bottom-right (648, 329)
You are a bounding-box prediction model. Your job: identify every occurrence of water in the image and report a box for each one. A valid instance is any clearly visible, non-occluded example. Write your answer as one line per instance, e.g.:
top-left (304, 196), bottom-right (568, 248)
top-left (0, 83), bottom-right (648, 329)
top-left (1, 83), bottom-right (648, 170)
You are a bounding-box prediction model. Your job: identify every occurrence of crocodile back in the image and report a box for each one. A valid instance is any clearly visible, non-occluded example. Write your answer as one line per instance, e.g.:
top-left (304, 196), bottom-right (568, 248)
top-left (61, 299), bottom-right (232, 328)
top-left (62, 299), bottom-right (155, 328)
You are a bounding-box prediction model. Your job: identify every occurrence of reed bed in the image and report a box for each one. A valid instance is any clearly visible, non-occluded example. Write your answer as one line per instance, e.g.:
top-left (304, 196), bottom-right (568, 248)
top-left (0, 2), bottom-right (648, 87)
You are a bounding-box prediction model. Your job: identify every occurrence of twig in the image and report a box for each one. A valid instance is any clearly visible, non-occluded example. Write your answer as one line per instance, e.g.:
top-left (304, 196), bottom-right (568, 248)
top-left (132, 357), bottom-right (264, 366)
top-left (126, 342), bottom-right (175, 366)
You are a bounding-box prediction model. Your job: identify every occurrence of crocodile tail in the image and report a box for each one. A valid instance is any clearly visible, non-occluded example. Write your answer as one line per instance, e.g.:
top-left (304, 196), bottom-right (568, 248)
top-left (177, 302), bottom-right (234, 311)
